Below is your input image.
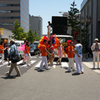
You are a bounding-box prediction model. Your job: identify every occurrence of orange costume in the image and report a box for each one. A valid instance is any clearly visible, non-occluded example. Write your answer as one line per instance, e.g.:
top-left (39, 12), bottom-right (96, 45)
top-left (25, 45), bottom-right (31, 66)
top-left (68, 45), bottom-right (75, 71)
top-left (39, 44), bottom-right (49, 70)
top-left (68, 46), bottom-right (74, 58)
top-left (25, 45), bottom-right (30, 54)
top-left (0, 45), bottom-right (4, 54)
top-left (41, 44), bottom-right (47, 57)
top-left (0, 44), bottom-right (4, 64)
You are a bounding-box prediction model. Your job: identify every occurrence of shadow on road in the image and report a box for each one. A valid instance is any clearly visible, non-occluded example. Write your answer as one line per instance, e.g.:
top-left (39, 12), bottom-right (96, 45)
top-left (1, 76), bottom-right (16, 79)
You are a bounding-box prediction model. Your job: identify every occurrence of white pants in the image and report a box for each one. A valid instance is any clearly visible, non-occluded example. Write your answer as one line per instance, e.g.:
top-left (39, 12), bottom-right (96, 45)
top-left (93, 51), bottom-right (99, 68)
top-left (68, 58), bottom-right (75, 71)
top-left (75, 55), bottom-right (83, 73)
top-left (25, 53), bottom-right (31, 65)
top-left (40, 56), bottom-right (48, 70)
top-left (0, 54), bottom-right (4, 64)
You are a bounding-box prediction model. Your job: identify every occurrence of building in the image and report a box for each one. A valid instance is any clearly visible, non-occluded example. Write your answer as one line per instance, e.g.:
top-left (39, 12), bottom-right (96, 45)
top-left (81, 0), bottom-right (100, 49)
top-left (0, 0), bottom-right (29, 32)
top-left (29, 15), bottom-right (42, 37)
top-left (0, 28), bottom-right (13, 42)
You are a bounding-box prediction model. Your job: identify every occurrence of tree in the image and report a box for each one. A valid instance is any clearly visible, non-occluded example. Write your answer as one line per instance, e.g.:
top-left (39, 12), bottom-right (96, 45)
top-left (12, 20), bottom-right (25, 40)
top-left (33, 30), bottom-right (40, 41)
top-left (26, 30), bottom-right (34, 44)
top-left (68, 1), bottom-right (80, 37)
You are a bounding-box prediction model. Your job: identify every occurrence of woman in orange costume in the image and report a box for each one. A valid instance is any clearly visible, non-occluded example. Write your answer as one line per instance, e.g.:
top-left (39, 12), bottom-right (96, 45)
top-left (0, 41), bottom-right (6, 65)
top-left (25, 41), bottom-right (31, 66)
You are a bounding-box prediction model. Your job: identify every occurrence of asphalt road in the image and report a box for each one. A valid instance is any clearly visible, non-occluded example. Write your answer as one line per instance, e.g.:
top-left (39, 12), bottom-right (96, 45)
top-left (0, 56), bottom-right (100, 100)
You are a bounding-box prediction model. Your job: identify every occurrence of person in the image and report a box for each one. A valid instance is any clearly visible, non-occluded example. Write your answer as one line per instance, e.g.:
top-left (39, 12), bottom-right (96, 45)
top-left (91, 38), bottom-right (100, 69)
top-left (0, 41), bottom-right (5, 65)
top-left (39, 40), bottom-right (51, 71)
top-left (67, 41), bottom-right (75, 72)
top-left (25, 41), bottom-right (31, 66)
top-left (5, 39), bottom-right (21, 77)
top-left (56, 42), bottom-right (63, 65)
top-left (3, 39), bottom-right (9, 60)
top-left (47, 21), bottom-right (51, 38)
top-left (23, 40), bottom-right (27, 64)
top-left (47, 40), bottom-right (54, 67)
top-left (74, 40), bottom-right (84, 74)
top-left (3, 39), bottom-right (10, 65)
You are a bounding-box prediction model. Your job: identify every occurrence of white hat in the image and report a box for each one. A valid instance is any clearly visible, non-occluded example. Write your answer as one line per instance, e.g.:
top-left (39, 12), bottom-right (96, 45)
top-left (94, 38), bottom-right (99, 41)
top-left (10, 39), bottom-right (15, 43)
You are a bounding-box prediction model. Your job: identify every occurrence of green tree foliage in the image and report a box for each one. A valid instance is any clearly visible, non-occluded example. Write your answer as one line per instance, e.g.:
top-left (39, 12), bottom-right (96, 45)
top-left (12, 20), bottom-right (24, 40)
top-left (26, 30), bottom-right (34, 44)
top-left (33, 30), bottom-right (40, 41)
top-left (12, 20), bottom-right (40, 43)
top-left (68, 1), bottom-right (80, 37)
top-left (26, 30), bottom-right (40, 44)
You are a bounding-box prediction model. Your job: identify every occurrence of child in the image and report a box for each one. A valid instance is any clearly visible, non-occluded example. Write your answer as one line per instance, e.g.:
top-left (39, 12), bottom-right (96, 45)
top-left (39, 40), bottom-right (51, 71)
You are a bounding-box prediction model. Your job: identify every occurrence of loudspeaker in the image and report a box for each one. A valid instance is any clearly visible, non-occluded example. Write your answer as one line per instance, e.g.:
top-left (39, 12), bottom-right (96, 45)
top-left (52, 16), bottom-right (67, 26)
top-left (52, 16), bottom-right (67, 34)
top-left (52, 26), bottom-right (67, 34)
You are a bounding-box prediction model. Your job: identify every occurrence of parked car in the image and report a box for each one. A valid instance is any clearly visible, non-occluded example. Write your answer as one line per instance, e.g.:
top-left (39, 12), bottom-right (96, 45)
top-left (30, 43), bottom-right (40, 55)
top-left (33, 41), bottom-right (39, 49)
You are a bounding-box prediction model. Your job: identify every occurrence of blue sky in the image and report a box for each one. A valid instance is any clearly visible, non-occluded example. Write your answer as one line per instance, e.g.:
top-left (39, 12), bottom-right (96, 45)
top-left (29, 0), bottom-right (83, 35)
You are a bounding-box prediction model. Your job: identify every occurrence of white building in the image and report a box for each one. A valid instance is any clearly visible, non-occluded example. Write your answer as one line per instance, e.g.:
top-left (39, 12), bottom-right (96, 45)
top-left (81, 0), bottom-right (100, 47)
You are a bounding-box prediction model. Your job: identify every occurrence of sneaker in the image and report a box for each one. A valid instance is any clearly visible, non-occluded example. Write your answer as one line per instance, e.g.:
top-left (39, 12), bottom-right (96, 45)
top-left (27, 64), bottom-right (31, 67)
top-left (15, 74), bottom-right (21, 77)
top-left (38, 69), bottom-right (44, 72)
top-left (81, 72), bottom-right (84, 74)
top-left (5, 72), bottom-right (10, 77)
top-left (46, 67), bottom-right (51, 70)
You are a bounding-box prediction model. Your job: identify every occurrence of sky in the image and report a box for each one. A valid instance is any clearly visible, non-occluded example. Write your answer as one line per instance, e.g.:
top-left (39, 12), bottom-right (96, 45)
top-left (29, 0), bottom-right (83, 35)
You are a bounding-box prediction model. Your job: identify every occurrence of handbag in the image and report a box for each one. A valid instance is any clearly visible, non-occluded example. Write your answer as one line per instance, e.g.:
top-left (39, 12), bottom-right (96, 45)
top-left (11, 46), bottom-right (20, 63)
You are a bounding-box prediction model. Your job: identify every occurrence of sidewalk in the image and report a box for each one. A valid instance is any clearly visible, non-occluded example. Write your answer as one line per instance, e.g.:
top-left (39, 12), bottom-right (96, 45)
top-left (83, 57), bottom-right (100, 74)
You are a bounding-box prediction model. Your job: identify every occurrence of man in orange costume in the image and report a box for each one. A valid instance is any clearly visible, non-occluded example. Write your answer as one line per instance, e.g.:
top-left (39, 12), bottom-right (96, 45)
top-left (39, 40), bottom-right (51, 71)
top-left (68, 41), bottom-right (75, 72)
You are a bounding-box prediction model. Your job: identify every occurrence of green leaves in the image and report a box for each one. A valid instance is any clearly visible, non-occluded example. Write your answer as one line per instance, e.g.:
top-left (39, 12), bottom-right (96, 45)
top-left (68, 1), bottom-right (80, 37)
top-left (12, 20), bottom-right (40, 43)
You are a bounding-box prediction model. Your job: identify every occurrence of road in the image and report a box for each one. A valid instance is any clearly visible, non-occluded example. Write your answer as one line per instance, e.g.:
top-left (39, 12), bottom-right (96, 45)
top-left (0, 56), bottom-right (100, 100)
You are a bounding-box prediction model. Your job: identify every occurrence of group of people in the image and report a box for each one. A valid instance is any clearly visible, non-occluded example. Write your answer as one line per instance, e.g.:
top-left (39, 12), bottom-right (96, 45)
top-left (38, 38), bottom-right (84, 74)
top-left (0, 39), bottom-right (10, 65)
top-left (0, 39), bottom-right (32, 77)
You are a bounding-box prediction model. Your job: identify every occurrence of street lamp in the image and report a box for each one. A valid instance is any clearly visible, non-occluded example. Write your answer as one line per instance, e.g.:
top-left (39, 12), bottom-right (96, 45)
top-left (59, 11), bottom-right (69, 17)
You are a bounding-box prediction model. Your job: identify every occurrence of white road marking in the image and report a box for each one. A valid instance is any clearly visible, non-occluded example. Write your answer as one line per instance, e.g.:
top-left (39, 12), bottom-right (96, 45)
top-left (83, 62), bottom-right (100, 74)
top-left (21, 60), bottom-right (36, 68)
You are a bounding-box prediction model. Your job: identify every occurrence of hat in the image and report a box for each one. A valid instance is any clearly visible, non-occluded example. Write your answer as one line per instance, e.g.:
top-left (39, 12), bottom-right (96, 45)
top-left (94, 38), bottom-right (99, 41)
top-left (10, 39), bottom-right (15, 43)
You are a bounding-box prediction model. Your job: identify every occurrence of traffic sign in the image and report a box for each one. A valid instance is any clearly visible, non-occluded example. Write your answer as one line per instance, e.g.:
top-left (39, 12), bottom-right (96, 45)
top-left (0, 28), bottom-right (3, 35)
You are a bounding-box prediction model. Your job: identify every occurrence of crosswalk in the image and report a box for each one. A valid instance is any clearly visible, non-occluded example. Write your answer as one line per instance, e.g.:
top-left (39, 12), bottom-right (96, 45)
top-left (34, 61), bottom-right (70, 69)
top-left (0, 58), bottom-right (100, 75)
top-left (0, 60), bottom-right (37, 68)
